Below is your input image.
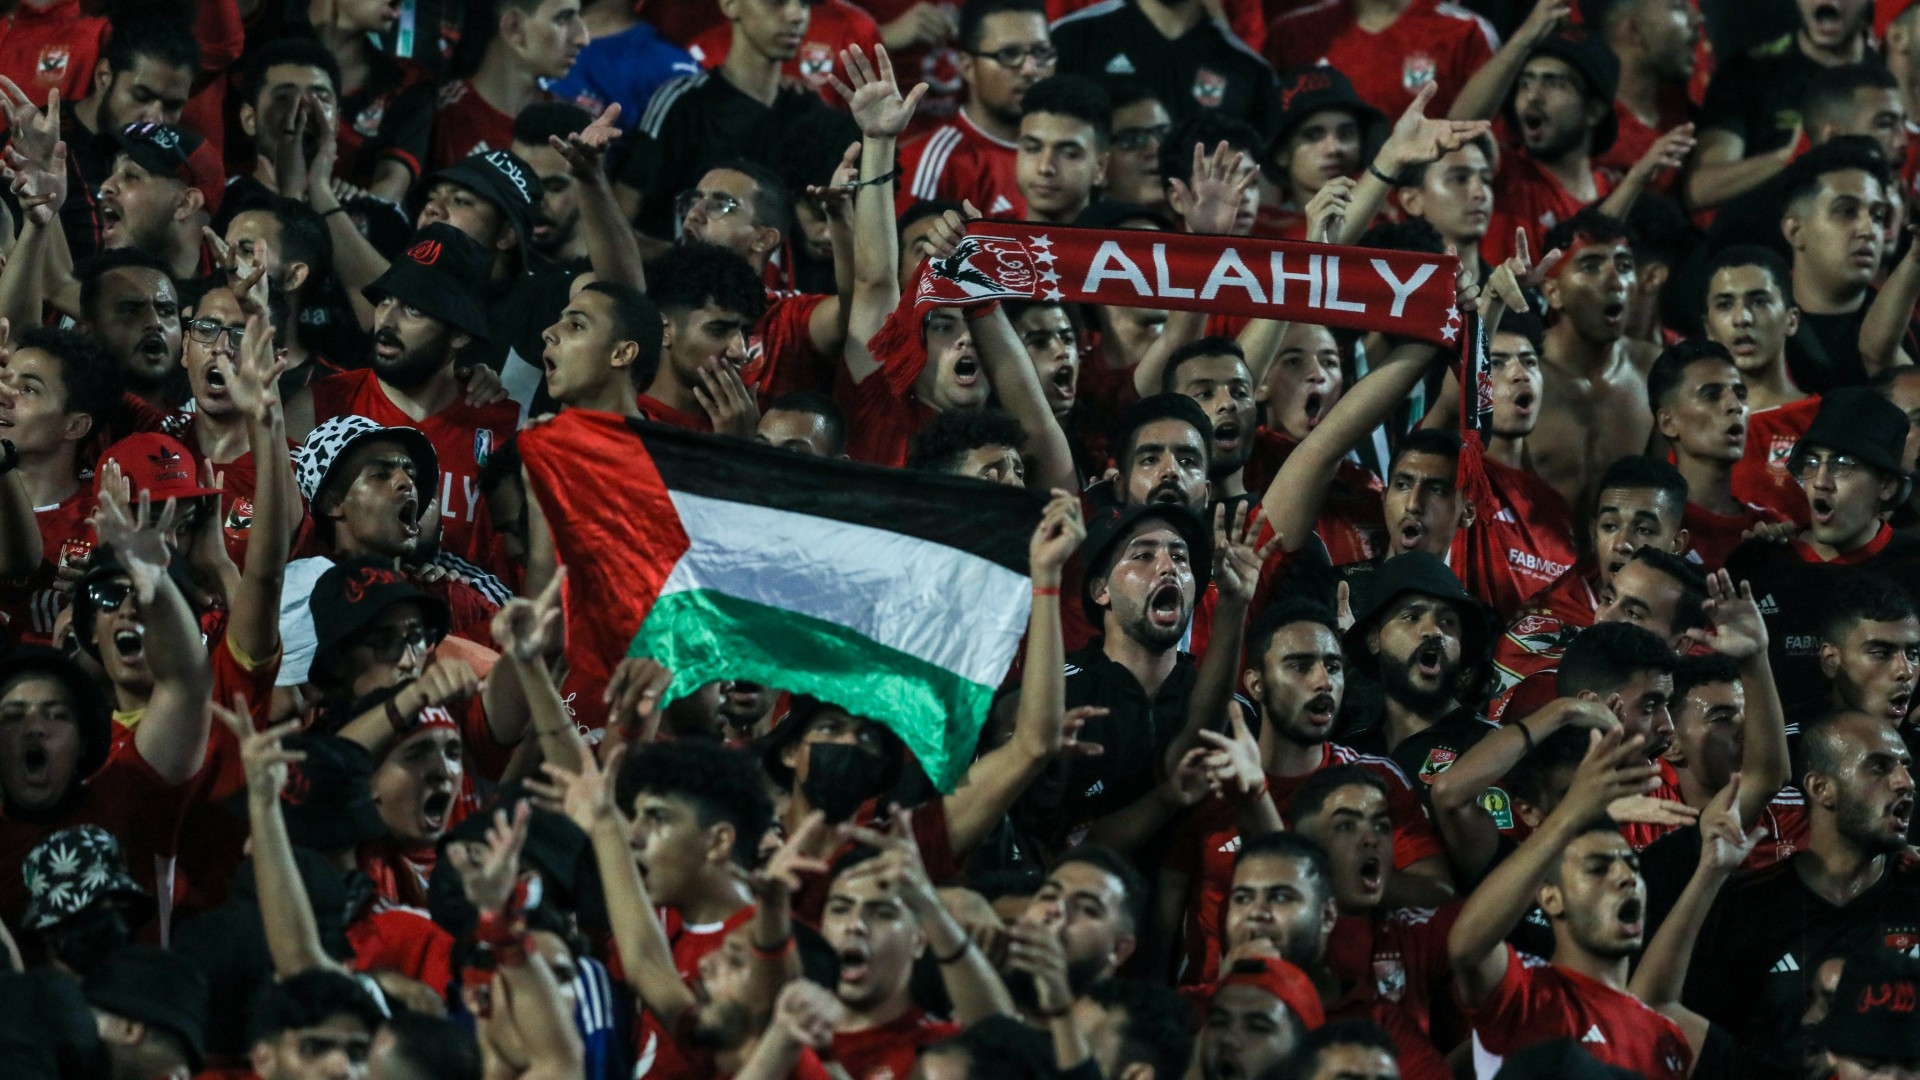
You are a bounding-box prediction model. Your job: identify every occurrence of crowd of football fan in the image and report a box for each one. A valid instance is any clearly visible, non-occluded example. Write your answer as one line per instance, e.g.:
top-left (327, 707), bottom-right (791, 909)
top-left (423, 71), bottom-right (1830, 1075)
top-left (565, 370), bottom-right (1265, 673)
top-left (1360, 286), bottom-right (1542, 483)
top-left (6, 0), bottom-right (1920, 1076)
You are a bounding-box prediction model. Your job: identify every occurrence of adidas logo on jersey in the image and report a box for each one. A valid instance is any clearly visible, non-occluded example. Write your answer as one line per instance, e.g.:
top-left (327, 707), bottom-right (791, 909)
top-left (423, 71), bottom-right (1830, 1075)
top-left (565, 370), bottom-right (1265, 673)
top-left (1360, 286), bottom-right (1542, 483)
top-left (1106, 54), bottom-right (1136, 74)
top-left (1217, 836), bottom-right (1242, 855)
top-left (1771, 954), bottom-right (1801, 973)
top-left (1084, 779), bottom-right (1105, 797)
top-left (1758, 593), bottom-right (1780, 615)
top-left (1494, 507), bottom-right (1515, 523)
top-left (1582, 1024), bottom-right (1606, 1044)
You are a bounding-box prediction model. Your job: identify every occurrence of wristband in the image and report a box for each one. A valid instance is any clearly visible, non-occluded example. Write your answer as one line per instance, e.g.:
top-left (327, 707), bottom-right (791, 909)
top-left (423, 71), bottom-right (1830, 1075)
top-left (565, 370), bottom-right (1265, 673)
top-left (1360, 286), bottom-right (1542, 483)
top-left (849, 166), bottom-right (902, 189)
top-left (385, 693), bottom-right (416, 735)
top-left (1367, 161), bottom-right (1399, 185)
top-left (320, 205), bottom-right (347, 218)
top-left (750, 936), bottom-right (795, 960)
top-left (1033, 586), bottom-right (1061, 596)
top-left (933, 939), bottom-right (972, 965)
top-left (1515, 719), bottom-right (1535, 755)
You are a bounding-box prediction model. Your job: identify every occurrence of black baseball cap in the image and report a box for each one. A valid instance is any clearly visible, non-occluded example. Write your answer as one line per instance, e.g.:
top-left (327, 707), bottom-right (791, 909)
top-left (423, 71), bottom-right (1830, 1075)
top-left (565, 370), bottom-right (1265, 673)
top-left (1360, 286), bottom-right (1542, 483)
top-left (423, 148), bottom-right (538, 251)
top-left (1519, 27), bottom-right (1622, 154)
top-left (364, 222), bottom-right (493, 341)
top-left (1791, 386), bottom-right (1912, 477)
top-left (1079, 502), bottom-right (1213, 625)
top-left (83, 946), bottom-right (209, 1072)
top-left (309, 557), bottom-right (451, 676)
top-left (113, 121), bottom-right (224, 216)
top-left (1816, 948), bottom-right (1920, 1066)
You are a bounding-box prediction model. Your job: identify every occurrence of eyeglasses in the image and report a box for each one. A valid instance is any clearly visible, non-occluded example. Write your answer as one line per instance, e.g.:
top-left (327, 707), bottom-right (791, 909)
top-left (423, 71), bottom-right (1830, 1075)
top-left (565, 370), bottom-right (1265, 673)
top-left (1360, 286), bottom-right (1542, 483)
top-left (674, 189), bottom-right (744, 222)
top-left (1112, 123), bottom-right (1170, 152)
top-left (86, 580), bottom-right (134, 614)
top-left (359, 623), bottom-right (441, 663)
top-left (967, 44), bottom-right (1058, 69)
top-left (185, 317), bottom-right (245, 350)
top-left (1792, 452), bottom-right (1863, 482)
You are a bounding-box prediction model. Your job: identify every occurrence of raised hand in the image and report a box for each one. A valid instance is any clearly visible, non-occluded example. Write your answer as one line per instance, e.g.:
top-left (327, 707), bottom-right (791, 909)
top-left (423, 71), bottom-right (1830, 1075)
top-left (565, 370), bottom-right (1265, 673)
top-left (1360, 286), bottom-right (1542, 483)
top-left (1683, 570), bottom-right (1768, 660)
top-left (274, 94), bottom-right (315, 200)
top-left (771, 981), bottom-right (845, 1050)
top-left (1304, 176), bottom-right (1355, 245)
top-left (203, 227), bottom-right (270, 316)
top-left (1484, 228), bottom-right (1563, 318)
top-left (1196, 709), bottom-right (1266, 802)
top-left (806, 142), bottom-right (863, 223)
top-left (747, 810), bottom-right (837, 902)
top-left (1698, 772), bottom-right (1762, 874)
top-left (603, 656), bottom-right (676, 744)
top-left (526, 741), bottom-right (624, 832)
top-left (1060, 705), bottom-right (1107, 758)
top-left (91, 460), bottom-right (178, 604)
top-left (448, 802), bottom-right (532, 915)
top-left (1335, 580), bottom-right (1354, 632)
top-left (843, 806), bottom-right (938, 910)
top-left (1174, 141), bottom-right (1257, 237)
top-left (1631, 123), bottom-right (1696, 180)
top-left (491, 566), bottom-right (568, 663)
top-left (1555, 727), bottom-right (1659, 826)
top-left (553, 104), bottom-right (622, 179)
top-left (1373, 81), bottom-right (1493, 174)
top-left (1161, 746), bottom-right (1216, 809)
top-left (4, 140), bottom-right (67, 228)
top-left (1030, 489), bottom-right (1086, 576)
top-left (224, 314), bottom-right (291, 426)
top-left (0, 79), bottom-right (57, 165)
top-left (214, 694), bottom-right (302, 796)
top-left (1004, 921), bottom-right (1075, 1016)
top-left (693, 359), bottom-right (761, 437)
top-left (924, 199), bottom-right (983, 262)
top-left (1516, 0), bottom-right (1573, 47)
top-left (402, 658), bottom-right (482, 715)
top-left (460, 364), bottom-right (509, 407)
top-left (1212, 504), bottom-right (1278, 604)
top-left (1606, 794), bottom-right (1700, 827)
top-left (827, 44), bottom-right (928, 140)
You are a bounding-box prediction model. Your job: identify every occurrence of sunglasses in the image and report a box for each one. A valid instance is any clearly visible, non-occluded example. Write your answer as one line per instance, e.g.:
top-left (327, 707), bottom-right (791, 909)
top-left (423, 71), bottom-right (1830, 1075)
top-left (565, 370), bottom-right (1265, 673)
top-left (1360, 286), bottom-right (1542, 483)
top-left (359, 623), bottom-right (440, 663)
top-left (86, 580), bottom-right (134, 613)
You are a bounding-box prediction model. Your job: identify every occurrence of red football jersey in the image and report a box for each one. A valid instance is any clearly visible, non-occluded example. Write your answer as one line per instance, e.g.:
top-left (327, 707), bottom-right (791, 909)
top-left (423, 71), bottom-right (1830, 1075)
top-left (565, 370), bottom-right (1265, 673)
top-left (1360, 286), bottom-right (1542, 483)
top-left (1324, 904), bottom-right (1466, 1080)
top-left (307, 368), bottom-right (518, 578)
top-left (430, 79), bottom-right (533, 171)
top-left (849, 0), bottom-right (965, 136)
top-left (1468, 949), bottom-right (1692, 1080)
top-left (1594, 92), bottom-right (1691, 195)
top-left (834, 362), bottom-right (938, 468)
top-left (1167, 744), bottom-right (1445, 982)
top-left (1243, 430), bottom-right (1384, 564)
top-left (898, 109), bottom-right (1026, 218)
top-left (832, 1009), bottom-right (962, 1080)
top-left (0, 0), bottom-right (106, 130)
top-left (1464, 457), bottom-right (1580, 621)
top-left (1263, 0), bottom-right (1496, 121)
top-left (1485, 134), bottom-right (1615, 266)
top-left (349, 906), bottom-right (455, 993)
top-left (1681, 499), bottom-right (1788, 573)
top-left (633, 905), bottom-right (757, 1080)
top-left (745, 290), bottom-right (834, 404)
top-left (1733, 396), bottom-right (1818, 528)
top-left (1487, 566), bottom-right (1597, 719)
top-left (689, 0), bottom-right (882, 107)
top-left (0, 490), bottom-right (94, 645)
top-left (637, 394), bottom-right (715, 433)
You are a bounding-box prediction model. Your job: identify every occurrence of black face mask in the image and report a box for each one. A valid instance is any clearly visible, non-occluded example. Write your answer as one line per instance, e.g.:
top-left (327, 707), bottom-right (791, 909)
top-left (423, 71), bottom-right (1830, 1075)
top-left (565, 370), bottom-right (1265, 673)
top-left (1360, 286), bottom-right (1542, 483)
top-left (44, 905), bottom-right (131, 975)
top-left (801, 742), bottom-right (889, 824)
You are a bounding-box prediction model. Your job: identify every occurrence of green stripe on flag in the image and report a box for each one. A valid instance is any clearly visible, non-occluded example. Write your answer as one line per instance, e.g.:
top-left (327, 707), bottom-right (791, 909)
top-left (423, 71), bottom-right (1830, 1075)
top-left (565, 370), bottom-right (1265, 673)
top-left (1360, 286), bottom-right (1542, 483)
top-left (635, 588), bottom-right (994, 792)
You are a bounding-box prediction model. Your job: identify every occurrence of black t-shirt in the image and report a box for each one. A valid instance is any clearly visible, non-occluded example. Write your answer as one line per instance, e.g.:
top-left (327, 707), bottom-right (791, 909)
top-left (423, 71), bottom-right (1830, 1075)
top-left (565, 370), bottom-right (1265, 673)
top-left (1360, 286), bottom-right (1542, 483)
top-left (478, 264), bottom-right (580, 382)
top-left (617, 69), bottom-right (836, 240)
top-left (1051, 1), bottom-right (1277, 137)
top-left (56, 104), bottom-right (115, 264)
top-left (1788, 305), bottom-right (1871, 394)
top-left (1366, 705), bottom-right (1501, 810)
top-left (1699, 35), bottom-right (1885, 155)
top-left (1723, 530), bottom-right (1920, 723)
top-left (1005, 639), bottom-right (1198, 855)
top-left (1682, 853), bottom-right (1920, 1080)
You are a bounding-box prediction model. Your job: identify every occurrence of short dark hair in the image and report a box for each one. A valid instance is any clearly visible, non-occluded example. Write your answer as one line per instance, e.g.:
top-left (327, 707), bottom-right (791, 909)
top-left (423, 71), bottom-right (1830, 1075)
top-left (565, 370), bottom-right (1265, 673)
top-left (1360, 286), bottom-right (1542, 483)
top-left (615, 740), bottom-right (775, 868)
top-left (1246, 599), bottom-right (1341, 669)
top-left (1818, 572), bottom-right (1920, 645)
top-left (1781, 137), bottom-right (1896, 216)
top-left (380, 1011), bottom-right (481, 1080)
top-left (1594, 453), bottom-right (1688, 510)
top-left (101, 11), bottom-right (199, 76)
top-left (644, 242), bottom-right (767, 322)
top-left (1390, 428), bottom-right (1462, 474)
top-left (1084, 980), bottom-right (1196, 1080)
top-left (249, 970), bottom-right (383, 1044)
top-left (16, 327), bottom-right (121, 427)
top-left (239, 38), bottom-right (342, 111)
top-left (581, 281), bottom-right (665, 388)
top-left (1703, 243), bottom-right (1793, 304)
top-left (765, 391), bottom-right (849, 457)
top-left (237, 196), bottom-right (332, 299)
top-left (1273, 1019), bottom-right (1399, 1080)
top-left (707, 158), bottom-right (792, 236)
top-left (1624, 192), bottom-right (1691, 268)
top-left (1394, 132), bottom-right (1496, 188)
top-left (510, 100), bottom-right (592, 147)
top-left (906, 407), bottom-right (1028, 474)
top-left (958, 0), bottom-right (1048, 52)
top-left (1647, 338), bottom-right (1738, 411)
top-left (1286, 765), bottom-right (1390, 827)
top-left (1627, 547), bottom-right (1710, 634)
top-left (1558, 621), bottom-right (1676, 698)
top-left (1161, 336), bottom-right (1247, 393)
top-left (1158, 112), bottom-right (1263, 187)
top-left (1670, 653), bottom-right (1743, 712)
top-left (1493, 308), bottom-right (1547, 355)
top-left (1021, 75), bottom-right (1112, 148)
top-left (77, 249), bottom-right (176, 319)
top-left (1542, 207), bottom-right (1633, 259)
top-left (1235, 832), bottom-right (1332, 908)
top-left (1099, 77), bottom-right (1162, 114)
top-left (1052, 844), bottom-right (1148, 932)
top-left (1802, 63), bottom-right (1902, 132)
top-left (898, 198), bottom-right (965, 240)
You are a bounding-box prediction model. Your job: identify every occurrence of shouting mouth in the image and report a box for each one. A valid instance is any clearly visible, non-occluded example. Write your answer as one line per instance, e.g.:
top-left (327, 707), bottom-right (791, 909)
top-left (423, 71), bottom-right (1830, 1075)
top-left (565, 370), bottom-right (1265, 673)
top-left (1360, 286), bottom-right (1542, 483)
top-left (1147, 583), bottom-right (1184, 628)
top-left (1412, 639), bottom-right (1446, 680)
top-left (1050, 365), bottom-right (1077, 402)
top-left (113, 626), bottom-right (146, 666)
top-left (952, 355), bottom-right (980, 388)
top-left (398, 497), bottom-right (421, 539)
top-left (1214, 419), bottom-right (1243, 452)
top-left (1809, 496), bottom-right (1836, 527)
top-left (1396, 520), bottom-right (1426, 551)
top-left (837, 943), bottom-right (871, 986)
top-left (1358, 855), bottom-right (1384, 895)
top-left (421, 789), bottom-right (454, 833)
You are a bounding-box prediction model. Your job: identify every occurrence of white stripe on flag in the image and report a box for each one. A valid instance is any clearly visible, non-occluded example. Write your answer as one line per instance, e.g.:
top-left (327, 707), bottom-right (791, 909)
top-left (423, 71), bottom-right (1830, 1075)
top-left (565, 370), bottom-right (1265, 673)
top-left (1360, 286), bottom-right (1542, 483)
top-left (659, 491), bottom-right (1032, 688)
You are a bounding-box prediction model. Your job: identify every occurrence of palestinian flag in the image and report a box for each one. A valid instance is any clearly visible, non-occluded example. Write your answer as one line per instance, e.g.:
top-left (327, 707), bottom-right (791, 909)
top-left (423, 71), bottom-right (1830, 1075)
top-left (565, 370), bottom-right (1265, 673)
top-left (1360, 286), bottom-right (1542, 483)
top-left (519, 411), bottom-right (1044, 790)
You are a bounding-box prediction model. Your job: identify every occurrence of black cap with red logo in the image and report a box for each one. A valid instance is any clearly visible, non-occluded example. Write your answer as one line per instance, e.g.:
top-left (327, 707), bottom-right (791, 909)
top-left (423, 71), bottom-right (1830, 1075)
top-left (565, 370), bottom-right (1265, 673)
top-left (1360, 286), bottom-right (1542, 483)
top-left (1817, 947), bottom-right (1920, 1066)
top-left (364, 222), bottom-right (493, 341)
top-left (309, 555), bottom-right (451, 673)
top-left (1268, 66), bottom-right (1387, 168)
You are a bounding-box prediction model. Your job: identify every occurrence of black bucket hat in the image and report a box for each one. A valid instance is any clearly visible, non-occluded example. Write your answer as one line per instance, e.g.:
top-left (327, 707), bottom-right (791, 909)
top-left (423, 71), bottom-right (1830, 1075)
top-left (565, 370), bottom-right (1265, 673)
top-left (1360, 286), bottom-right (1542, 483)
top-left (1341, 551), bottom-right (1499, 678)
top-left (1816, 948), bottom-right (1920, 1067)
top-left (1516, 27), bottom-right (1622, 155)
top-left (83, 946), bottom-right (209, 1072)
top-left (422, 148), bottom-right (537, 252)
top-left (1079, 502), bottom-right (1213, 626)
top-left (0, 647), bottom-right (113, 782)
top-left (364, 222), bottom-right (493, 341)
top-left (1268, 66), bottom-right (1388, 167)
top-left (309, 557), bottom-right (451, 676)
top-left (1790, 385), bottom-right (1913, 480)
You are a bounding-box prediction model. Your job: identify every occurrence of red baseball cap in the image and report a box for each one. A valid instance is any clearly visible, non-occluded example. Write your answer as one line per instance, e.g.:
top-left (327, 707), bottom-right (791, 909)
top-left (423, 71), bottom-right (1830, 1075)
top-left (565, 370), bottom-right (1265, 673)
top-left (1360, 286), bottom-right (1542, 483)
top-left (97, 433), bottom-right (221, 502)
top-left (1214, 956), bottom-right (1325, 1032)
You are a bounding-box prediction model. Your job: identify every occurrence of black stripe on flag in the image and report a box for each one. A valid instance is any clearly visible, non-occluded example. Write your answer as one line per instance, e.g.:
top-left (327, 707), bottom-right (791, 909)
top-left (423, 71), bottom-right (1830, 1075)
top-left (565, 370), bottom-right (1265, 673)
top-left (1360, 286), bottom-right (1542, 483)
top-left (629, 420), bottom-right (1041, 575)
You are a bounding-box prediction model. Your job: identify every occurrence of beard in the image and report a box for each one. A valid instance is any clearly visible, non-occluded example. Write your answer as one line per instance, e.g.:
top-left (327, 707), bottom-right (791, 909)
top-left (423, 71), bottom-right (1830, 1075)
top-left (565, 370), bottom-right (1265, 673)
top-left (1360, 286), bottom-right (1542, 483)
top-left (1837, 797), bottom-right (1909, 855)
top-left (1377, 648), bottom-right (1459, 716)
top-left (1528, 121), bottom-right (1589, 164)
top-left (1121, 604), bottom-right (1189, 651)
top-left (371, 327), bottom-right (451, 390)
